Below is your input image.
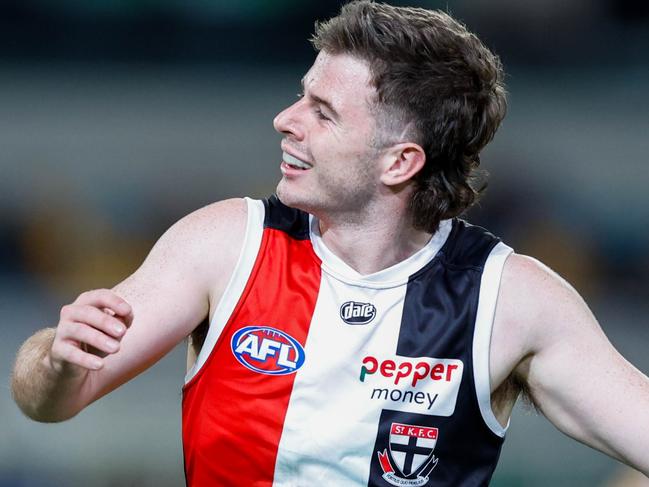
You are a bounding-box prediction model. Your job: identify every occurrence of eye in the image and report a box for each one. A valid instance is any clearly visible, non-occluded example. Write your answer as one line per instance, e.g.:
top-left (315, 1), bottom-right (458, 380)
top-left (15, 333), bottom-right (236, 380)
top-left (296, 92), bottom-right (304, 99)
top-left (315, 108), bottom-right (330, 121)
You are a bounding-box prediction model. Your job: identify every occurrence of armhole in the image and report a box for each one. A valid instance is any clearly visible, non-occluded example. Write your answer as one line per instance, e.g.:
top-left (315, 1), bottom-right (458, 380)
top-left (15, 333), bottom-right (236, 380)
top-left (184, 197), bottom-right (265, 384)
top-left (472, 242), bottom-right (513, 437)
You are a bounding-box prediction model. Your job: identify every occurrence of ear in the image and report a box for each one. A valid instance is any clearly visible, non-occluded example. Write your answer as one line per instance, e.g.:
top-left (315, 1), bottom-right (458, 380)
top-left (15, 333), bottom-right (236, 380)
top-left (379, 143), bottom-right (426, 187)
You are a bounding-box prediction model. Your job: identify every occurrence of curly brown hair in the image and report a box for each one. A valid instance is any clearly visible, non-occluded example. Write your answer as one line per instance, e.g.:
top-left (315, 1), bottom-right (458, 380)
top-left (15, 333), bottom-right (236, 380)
top-left (312, 1), bottom-right (507, 233)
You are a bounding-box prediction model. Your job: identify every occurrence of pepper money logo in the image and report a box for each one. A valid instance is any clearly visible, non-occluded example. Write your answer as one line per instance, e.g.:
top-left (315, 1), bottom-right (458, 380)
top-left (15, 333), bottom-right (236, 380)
top-left (359, 355), bottom-right (463, 416)
top-left (377, 422), bottom-right (440, 486)
top-left (231, 326), bottom-right (305, 375)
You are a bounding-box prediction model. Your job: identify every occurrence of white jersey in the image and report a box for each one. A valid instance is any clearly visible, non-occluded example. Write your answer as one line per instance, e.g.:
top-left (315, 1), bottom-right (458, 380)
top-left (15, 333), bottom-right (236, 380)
top-left (183, 196), bottom-right (512, 486)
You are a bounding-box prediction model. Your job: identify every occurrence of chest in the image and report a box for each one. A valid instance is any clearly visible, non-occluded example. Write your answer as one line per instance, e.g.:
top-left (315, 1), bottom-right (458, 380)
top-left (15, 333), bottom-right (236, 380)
top-left (183, 208), bottom-right (510, 486)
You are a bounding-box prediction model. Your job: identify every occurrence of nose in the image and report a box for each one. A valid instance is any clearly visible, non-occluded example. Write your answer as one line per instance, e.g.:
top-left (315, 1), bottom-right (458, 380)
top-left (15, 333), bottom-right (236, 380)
top-left (273, 98), bottom-right (305, 141)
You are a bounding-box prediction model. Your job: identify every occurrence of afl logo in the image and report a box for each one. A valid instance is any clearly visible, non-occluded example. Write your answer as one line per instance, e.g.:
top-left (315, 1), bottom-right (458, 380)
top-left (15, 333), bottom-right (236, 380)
top-left (340, 301), bottom-right (377, 325)
top-left (231, 326), bottom-right (306, 375)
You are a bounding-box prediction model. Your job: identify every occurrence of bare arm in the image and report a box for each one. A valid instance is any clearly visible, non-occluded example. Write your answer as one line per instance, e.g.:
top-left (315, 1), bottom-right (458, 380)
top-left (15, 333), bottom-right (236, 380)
top-left (11, 198), bottom-right (246, 422)
top-left (497, 254), bottom-right (649, 475)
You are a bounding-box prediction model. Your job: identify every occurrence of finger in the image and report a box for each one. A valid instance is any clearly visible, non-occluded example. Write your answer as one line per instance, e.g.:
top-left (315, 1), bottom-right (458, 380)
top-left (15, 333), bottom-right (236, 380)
top-left (101, 307), bottom-right (133, 330)
top-left (121, 306), bottom-right (134, 328)
top-left (53, 340), bottom-right (104, 371)
top-left (81, 342), bottom-right (109, 359)
top-left (62, 321), bottom-right (122, 356)
top-left (110, 303), bottom-right (134, 329)
top-left (60, 305), bottom-right (127, 339)
top-left (73, 289), bottom-right (132, 318)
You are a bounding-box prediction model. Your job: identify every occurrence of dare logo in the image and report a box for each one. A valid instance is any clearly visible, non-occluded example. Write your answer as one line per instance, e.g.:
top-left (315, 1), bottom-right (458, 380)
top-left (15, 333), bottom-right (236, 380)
top-left (231, 326), bottom-right (305, 375)
top-left (340, 301), bottom-right (377, 325)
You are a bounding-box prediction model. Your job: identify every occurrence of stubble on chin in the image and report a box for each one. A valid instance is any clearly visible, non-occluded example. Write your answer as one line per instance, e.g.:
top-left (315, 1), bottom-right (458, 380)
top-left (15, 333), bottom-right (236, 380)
top-left (275, 178), bottom-right (321, 215)
top-left (275, 179), bottom-right (289, 204)
top-left (275, 179), bottom-right (303, 210)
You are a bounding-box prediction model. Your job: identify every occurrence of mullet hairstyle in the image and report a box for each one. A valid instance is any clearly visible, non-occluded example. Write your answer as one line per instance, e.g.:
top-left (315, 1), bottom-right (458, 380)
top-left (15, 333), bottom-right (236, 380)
top-left (312, 0), bottom-right (507, 233)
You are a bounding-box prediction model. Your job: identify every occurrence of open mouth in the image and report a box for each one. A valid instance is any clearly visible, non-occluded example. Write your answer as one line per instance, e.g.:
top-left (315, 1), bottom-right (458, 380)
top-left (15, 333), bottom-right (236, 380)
top-left (283, 152), bottom-right (312, 170)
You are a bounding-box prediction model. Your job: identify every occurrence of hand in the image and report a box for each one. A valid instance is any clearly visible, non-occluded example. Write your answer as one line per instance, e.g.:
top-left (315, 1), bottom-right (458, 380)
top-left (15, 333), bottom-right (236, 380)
top-left (49, 289), bottom-right (134, 375)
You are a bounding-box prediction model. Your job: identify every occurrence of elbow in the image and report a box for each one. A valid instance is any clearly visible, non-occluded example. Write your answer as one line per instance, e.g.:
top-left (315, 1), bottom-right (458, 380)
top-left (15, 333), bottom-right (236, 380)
top-left (15, 401), bottom-right (81, 423)
top-left (10, 369), bottom-right (84, 424)
top-left (11, 385), bottom-right (82, 423)
top-left (11, 327), bottom-right (88, 423)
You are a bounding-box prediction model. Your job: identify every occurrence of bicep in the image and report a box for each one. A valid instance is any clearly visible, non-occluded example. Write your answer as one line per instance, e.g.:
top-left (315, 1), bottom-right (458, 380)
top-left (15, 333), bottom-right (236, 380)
top-left (509, 256), bottom-right (649, 471)
top-left (84, 199), bottom-right (246, 403)
top-left (93, 261), bottom-right (208, 399)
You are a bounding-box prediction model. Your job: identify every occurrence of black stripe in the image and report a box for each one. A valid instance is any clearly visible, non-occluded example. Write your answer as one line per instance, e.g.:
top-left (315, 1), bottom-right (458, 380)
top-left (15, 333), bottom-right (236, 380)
top-left (262, 195), bottom-right (310, 240)
top-left (367, 219), bottom-right (503, 486)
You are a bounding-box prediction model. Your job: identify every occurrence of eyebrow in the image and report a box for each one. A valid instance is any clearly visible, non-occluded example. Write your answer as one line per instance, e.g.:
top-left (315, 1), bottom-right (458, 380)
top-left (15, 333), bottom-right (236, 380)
top-left (301, 77), bottom-right (341, 121)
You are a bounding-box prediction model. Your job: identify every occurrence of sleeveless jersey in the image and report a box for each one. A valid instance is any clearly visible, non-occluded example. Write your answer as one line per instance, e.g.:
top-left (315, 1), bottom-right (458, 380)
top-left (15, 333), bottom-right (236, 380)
top-left (182, 195), bottom-right (513, 486)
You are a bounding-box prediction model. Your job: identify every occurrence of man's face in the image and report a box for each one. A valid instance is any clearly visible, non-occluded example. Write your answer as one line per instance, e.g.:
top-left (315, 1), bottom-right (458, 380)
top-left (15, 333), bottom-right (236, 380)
top-left (273, 51), bottom-right (384, 219)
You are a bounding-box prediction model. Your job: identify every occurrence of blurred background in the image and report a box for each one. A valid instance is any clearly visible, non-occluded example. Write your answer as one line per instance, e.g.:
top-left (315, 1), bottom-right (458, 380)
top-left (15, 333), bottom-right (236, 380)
top-left (1, 0), bottom-right (648, 486)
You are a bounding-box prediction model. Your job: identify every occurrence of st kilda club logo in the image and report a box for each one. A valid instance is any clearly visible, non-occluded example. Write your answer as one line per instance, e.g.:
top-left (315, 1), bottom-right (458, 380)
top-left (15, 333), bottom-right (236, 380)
top-left (377, 422), bottom-right (440, 486)
top-left (340, 301), bottom-right (377, 325)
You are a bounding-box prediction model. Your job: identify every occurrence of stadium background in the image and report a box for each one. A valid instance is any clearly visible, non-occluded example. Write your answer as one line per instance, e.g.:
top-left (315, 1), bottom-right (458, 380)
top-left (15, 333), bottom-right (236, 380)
top-left (1, 0), bottom-right (648, 485)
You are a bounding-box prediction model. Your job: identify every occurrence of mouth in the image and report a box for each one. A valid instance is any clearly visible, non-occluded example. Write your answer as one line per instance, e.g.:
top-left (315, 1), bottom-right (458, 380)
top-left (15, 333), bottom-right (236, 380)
top-left (282, 151), bottom-right (313, 171)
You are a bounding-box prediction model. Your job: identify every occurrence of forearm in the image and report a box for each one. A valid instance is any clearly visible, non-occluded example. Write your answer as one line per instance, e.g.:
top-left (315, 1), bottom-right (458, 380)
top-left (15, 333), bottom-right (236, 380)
top-left (11, 328), bottom-right (90, 422)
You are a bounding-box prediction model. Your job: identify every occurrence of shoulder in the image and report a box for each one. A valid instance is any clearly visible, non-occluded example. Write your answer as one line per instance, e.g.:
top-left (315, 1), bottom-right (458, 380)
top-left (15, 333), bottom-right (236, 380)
top-left (495, 252), bottom-right (598, 369)
top-left (500, 252), bottom-right (573, 313)
top-left (167, 198), bottom-right (247, 239)
top-left (162, 197), bottom-right (247, 249)
top-left (139, 198), bottom-right (249, 287)
top-left (500, 254), bottom-right (588, 332)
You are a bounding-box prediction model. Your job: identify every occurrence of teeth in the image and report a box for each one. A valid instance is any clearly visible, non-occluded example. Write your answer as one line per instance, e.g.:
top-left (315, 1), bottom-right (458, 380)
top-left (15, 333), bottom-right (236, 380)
top-left (283, 152), bottom-right (312, 169)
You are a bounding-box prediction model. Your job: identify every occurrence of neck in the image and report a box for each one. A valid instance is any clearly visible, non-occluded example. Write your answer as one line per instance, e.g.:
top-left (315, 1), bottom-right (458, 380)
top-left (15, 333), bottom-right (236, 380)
top-left (316, 207), bottom-right (433, 275)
